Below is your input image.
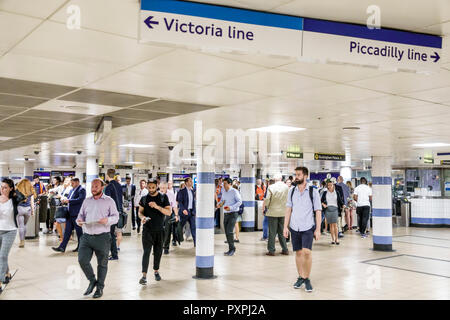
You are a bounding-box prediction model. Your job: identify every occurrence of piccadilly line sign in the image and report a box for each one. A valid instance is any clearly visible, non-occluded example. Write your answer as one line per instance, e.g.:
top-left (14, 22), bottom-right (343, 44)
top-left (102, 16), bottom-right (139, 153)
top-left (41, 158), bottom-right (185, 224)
top-left (314, 153), bottom-right (346, 161)
top-left (139, 0), bottom-right (442, 73)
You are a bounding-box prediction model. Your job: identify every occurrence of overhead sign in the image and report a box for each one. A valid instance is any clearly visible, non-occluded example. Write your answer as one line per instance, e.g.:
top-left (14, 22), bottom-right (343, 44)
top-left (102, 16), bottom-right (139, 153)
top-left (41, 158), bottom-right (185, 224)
top-left (140, 0), bottom-right (303, 57)
top-left (115, 165), bottom-right (133, 170)
top-left (424, 157), bottom-right (434, 164)
top-left (441, 160), bottom-right (450, 165)
top-left (302, 18), bottom-right (442, 73)
top-left (286, 151), bottom-right (303, 159)
top-left (314, 153), bottom-right (346, 161)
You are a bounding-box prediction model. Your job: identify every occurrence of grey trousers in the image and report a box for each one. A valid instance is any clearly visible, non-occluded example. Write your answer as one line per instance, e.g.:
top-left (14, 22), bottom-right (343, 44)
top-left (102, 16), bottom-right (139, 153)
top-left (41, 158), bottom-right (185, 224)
top-left (17, 206), bottom-right (31, 241)
top-left (224, 212), bottom-right (238, 251)
top-left (78, 232), bottom-right (110, 290)
top-left (0, 229), bottom-right (17, 283)
top-left (267, 216), bottom-right (288, 253)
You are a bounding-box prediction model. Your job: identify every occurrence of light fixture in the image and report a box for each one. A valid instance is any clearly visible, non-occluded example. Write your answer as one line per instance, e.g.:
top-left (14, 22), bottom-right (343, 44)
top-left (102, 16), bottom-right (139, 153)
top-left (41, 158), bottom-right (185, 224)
top-left (119, 144), bottom-right (154, 148)
top-left (54, 152), bottom-right (78, 156)
top-left (125, 161), bottom-right (143, 165)
top-left (412, 143), bottom-right (450, 148)
top-left (362, 158), bottom-right (372, 161)
top-left (249, 125), bottom-right (305, 133)
top-left (15, 158), bottom-right (35, 161)
top-left (342, 127), bottom-right (360, 130)
top-left (182, 158), bottom-right (197, 162)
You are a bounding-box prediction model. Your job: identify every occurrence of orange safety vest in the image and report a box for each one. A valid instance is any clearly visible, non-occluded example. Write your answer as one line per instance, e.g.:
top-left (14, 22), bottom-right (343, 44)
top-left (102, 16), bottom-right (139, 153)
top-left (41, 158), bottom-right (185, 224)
top-left (255, 185), bottom-right (266, 200)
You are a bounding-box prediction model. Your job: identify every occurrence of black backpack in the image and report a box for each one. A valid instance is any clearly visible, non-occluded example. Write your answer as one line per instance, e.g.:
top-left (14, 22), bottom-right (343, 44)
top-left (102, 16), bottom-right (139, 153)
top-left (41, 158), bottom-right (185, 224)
top-left (289, 186), bottom-right (317, 223)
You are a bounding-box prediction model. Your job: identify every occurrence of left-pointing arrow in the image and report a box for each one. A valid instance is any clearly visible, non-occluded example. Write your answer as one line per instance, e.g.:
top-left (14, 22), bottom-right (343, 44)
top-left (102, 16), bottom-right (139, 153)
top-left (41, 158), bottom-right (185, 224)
top-left (144, 16), bottom-right (159, 29)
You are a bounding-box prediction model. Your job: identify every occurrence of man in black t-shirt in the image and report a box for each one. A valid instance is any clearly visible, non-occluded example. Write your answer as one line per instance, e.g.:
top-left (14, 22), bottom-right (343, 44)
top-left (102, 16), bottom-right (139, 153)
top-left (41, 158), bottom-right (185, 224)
top-left (138, 179), bottom-right (172, 285)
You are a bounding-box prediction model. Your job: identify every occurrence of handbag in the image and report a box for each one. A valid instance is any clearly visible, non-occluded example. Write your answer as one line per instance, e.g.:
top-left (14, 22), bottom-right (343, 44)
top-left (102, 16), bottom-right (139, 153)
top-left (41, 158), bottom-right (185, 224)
top-left (117, 211), bottom-right (128, 229)
top-left (55, 206), bottom-right (69, 219)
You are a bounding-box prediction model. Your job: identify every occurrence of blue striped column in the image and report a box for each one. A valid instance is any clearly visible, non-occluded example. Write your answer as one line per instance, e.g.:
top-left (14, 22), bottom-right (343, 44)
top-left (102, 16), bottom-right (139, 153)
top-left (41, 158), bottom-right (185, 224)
top-left (371, 156), bottom-right (393, 252)
top-left (86, 156), bottom-right (98, 196)
top-left (194, 163), bottom-right (216, 279)
top-left (240, 164), bottom-right (255, 232)
top-left (24, 162), bottom-right (33, 181)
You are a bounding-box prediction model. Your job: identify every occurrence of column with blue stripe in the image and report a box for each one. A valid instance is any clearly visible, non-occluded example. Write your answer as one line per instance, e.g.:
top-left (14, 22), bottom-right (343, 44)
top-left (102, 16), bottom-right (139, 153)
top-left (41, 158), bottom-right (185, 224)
top-left (195, 162), bottom-right (216, 279)
top-left (240, 164), bottom-right (255, 232)
top-left (24, 162), bottom-right (33, 181)
top-left (86, 156), bottom-right (99, 196)
top-left (371, 156), bottom-right (393, 251)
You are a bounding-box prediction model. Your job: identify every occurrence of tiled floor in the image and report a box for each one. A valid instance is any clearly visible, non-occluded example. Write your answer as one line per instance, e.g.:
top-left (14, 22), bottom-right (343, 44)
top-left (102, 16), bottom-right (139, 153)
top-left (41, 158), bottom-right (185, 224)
top-left (1, 227), bottom-right (449, 300)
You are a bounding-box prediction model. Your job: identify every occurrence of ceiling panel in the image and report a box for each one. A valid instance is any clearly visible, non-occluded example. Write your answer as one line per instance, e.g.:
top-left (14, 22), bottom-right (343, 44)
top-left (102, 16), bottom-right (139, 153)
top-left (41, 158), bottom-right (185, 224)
top-left (0, 77), bottom-right (77, 99)
top-left (402, 86), bottom-right (450, 103)
top-left (59, 89), bottom-right (155, 108)
top-left (0, 105), bottom-right (27, 118)
top-left (131, 100), bottom-right (217, 114)
top-left (32, 99), bottom-right (123, 116)
top-left (0, 0), bottom-right (67, 19)
top-left (18, 110), bottom-right (88, 121)
top-left (104, 109), bottom-right (179, 121)
top-left (209, 51), bottom-right (295, 68)
top-left (0, 93), bottom-right (47, 108)
top-left (215, 69), bottom-right (335, 96)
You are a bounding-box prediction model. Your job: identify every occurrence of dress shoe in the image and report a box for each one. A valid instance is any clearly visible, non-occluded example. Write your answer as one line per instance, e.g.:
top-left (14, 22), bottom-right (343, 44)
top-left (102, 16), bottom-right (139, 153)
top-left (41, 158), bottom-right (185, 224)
top-left (108, 256), bottom-right (119, 261)
top-left (163, 249), bottom-right (169, 254)
top-left (83, 281), bottom-right (97, 296)
top-left (93, 288), bottom-right (103, 299)
top-left (19, 240), bottom-right (25, 248)
top-left (266, 252), bottom-right (275, 256)
top-left (281, 251), bottom-right (289, 255)
top-left (227, 249), bottom-right (236, 256)
top-left (72, 248), bottom-right (79, 253)
top-left (52, 247), bottom-right (65, 253)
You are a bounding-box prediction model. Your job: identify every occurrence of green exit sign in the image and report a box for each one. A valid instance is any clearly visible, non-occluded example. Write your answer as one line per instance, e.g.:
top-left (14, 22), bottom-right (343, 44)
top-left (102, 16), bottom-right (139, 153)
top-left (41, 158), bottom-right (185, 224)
top-left (286, 151), bottom-right (303, 159)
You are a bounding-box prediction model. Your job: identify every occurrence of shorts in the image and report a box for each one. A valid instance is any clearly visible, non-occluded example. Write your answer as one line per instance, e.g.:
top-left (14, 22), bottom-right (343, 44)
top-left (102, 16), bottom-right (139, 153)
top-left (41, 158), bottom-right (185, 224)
top-left (289, 226), bottom-right (315, 251)
top-left (236, 215), bottom-right (242, 223)
top-left (55, 218), bottom-right (66, 223)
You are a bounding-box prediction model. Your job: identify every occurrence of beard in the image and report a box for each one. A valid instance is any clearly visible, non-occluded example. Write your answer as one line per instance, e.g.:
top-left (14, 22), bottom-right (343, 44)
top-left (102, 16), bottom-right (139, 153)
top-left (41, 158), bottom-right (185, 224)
top-left (293, 178), bottom-right (304, 186)
top-left (92, 190), bottom-right (102, 197)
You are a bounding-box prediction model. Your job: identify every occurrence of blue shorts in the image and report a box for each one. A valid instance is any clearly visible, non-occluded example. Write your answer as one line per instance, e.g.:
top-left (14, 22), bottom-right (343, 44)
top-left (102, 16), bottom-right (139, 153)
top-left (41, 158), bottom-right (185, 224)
top-left (55, 218), bottom-right (66, 223)
top-left (290, 226), bottom-right (315, 251)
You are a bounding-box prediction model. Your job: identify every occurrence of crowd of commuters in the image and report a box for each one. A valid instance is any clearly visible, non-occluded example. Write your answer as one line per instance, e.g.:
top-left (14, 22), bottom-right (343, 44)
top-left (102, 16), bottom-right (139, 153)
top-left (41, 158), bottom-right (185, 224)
top-left (0, 167), bottom-right (372, 296)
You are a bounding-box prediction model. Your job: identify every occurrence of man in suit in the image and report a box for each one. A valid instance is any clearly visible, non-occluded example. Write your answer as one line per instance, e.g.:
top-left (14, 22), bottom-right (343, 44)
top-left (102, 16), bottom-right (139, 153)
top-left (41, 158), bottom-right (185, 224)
top-left (104, 169), bottom-right (123, 260)
top-left (123, 176), bottom-right (137, 229)
top-left (176, 177), bottom-right (196, 247)
top-left (52, 178), bottom-right (86, 253)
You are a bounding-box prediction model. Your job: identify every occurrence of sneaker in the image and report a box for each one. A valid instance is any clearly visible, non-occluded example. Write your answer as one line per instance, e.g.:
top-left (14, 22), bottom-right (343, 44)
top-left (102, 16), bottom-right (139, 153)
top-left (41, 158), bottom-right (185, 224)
top-left (108, 256), bottom-right (119, 261)
top-left (260, 237), bottom-right (267, 241)
top-left (304, 278), bottom-right (313, 292)
top-left (139, 277), bottom-right (147, 285)
top-left (154, 272), bottom-right (161, 281)
top-left (338, 232), bottom-right (344, 238)
top-left (117, 247), bottom-right (120, 252)
top-left (293, 277), bottom-right (304, 289)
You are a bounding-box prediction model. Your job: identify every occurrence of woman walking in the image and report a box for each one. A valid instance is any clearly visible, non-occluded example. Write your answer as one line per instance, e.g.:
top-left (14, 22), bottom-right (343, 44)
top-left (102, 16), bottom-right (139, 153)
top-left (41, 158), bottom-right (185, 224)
top-left (321, 180), bottom-right (344, 245)
top-left (54, 177), bottom-right (72, 243)
top-left (0, 178), bottom-right (21, 294)
top-left (16, 179), bottom-right (36, 248)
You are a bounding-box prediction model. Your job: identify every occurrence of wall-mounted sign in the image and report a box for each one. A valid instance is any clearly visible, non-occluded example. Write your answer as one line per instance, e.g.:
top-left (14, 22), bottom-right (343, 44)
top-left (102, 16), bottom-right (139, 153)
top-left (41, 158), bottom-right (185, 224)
top-left (441, 160), bottom-right (450, 165)
top-left (314, 153), bottom-right (346, 161)
top-left (286, 151), bottom-right (303, 159)
top-left (424, 157), bottom-right (434, 164)
top-left (115, 165), bottom-right (133, 170)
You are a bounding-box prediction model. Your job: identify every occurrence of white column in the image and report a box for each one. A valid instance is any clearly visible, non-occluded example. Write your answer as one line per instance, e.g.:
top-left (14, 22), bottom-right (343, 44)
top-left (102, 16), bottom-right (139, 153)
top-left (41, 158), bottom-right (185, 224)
top-left (75, 168), bottom-right (84, 180)
top-left (371, 156), bottom-right (393, 251)
top-left (240, 164), bottom-right (255, 231)
top-left (195, 161), bottom-right (216, 279)
top-left (340, 167), bottom-right (352, 182)
top-left (86, 156), bottom-right (98, 196)
top-left (0, 165), bottom-right (9, 180)
top-left (24, 162), bottom-right (33, 180)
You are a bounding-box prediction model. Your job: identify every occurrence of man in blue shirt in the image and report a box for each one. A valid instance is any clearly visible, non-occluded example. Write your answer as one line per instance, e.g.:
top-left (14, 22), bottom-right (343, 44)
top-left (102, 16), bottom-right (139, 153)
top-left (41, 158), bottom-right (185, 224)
top-left (284, 167), bottom-right (322, 292)
top-left (216, 178), bottom-right (242, 256)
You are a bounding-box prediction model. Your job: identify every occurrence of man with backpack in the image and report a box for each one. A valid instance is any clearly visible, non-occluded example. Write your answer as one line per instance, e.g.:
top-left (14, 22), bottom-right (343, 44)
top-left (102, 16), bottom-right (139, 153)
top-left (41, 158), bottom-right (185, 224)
top-left (284, 167), bottom-right (322, 292)
top-left (264, 174), bottom-right (289, 256)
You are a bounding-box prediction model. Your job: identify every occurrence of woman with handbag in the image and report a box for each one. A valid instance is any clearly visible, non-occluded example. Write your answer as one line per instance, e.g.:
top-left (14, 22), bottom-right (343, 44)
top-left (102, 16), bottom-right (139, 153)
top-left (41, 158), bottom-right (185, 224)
top-left (54, 178), bottom-right (72, 243)
top-left (16, 179), bottom-right (37, 248)
top-left (47, 177), bottom-right (63, 235)
top-left (0, 178), bottom-right (23, 294)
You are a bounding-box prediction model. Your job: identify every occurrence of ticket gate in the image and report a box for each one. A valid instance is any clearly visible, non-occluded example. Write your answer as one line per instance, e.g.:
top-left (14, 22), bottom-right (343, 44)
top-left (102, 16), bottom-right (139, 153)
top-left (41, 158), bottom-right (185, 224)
top-left (123, 206), bottom-right (132, 236)
top-left (25, 205), bottom-right (40, 239)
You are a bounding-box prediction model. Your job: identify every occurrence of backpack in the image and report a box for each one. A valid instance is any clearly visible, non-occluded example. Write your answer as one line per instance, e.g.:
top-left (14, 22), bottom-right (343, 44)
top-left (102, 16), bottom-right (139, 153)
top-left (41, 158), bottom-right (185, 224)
top-left (289, 186), bottom-right (317, 223)
top-left (238, 202), bottom-right (244, 215)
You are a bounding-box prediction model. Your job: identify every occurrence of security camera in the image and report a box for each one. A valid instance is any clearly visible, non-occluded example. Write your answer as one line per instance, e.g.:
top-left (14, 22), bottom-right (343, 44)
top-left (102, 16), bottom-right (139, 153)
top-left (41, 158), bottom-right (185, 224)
top-left (76, 150), bottom-right (82, 155)
top-left (167, 142), bottom-right (176, 151)
top-left (24, 155), bottom-right (29, 161)
top-left (34, 150), bottom-right (40, 155)
top-left (190, 152), bottom-right (194, 157)
top-left (168, 145), bottom-right (174, 151)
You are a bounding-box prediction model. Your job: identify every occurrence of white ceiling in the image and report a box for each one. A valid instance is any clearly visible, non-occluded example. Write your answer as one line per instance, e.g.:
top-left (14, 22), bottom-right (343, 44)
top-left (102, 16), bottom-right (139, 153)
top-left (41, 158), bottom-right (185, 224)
top-left (0, 0), bottom-right (450, 172)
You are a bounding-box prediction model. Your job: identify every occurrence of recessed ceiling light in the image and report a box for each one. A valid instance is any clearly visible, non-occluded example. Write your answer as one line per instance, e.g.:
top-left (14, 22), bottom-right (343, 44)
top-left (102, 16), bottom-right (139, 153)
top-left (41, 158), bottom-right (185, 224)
top-left (412, 143), bottom-right (450, 148)
top-left (342, 127), bottom-right (360, 130)
top-left (15, 158), bottom-right (35, 161)
top-left (54, 153), bottom-right (78, 156)
top-left (125, 161), bottom-right (143, 164)
top-left (249, 125), bottom-right (306, 133)
top-left (119, 144), bottom-right (154, 148)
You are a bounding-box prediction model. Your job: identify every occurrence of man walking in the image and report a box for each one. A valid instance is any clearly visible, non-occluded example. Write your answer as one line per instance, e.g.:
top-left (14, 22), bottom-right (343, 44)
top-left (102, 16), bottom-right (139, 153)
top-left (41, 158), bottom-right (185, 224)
top-left (284, 167), bottom-right (322, 292)
top-left (138, 179), bottom-right (172, 285)
top-left (52, 178), bottom-right (86, 253)
top-left (264, 174), bottom-right (289, 256)
top-left (176, 177), bottom-right (196, 247)
top-left (336, 176), bottom-right (351, 233)
top-left (123, 176), bottom-right (136, 228)
top-left (216, 178), bottom-right (242, 256)
top-left (104, 169), bottom-right (123, 261)
top-left (76, 178), bottom-right (119, 299)
top-left (133, 180), bottom-right (148, 234)
top-left (162, 182), bottom-right (179, 254)
top-left (353, 177), bottom-right (372, 238)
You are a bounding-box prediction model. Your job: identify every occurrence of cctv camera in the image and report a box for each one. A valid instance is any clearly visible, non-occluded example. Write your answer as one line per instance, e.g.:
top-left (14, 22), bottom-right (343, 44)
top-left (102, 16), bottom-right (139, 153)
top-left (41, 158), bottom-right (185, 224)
top-left (24, 156), bottom-right (29, 161)
top-left (168, 145), bottom-right (174, 151)
top-left (76, 150), bottom-right (82, 155)
top-left (190, 152), bottom-right (194, 157)
top-left (34, 150), bottom-right (40, 155)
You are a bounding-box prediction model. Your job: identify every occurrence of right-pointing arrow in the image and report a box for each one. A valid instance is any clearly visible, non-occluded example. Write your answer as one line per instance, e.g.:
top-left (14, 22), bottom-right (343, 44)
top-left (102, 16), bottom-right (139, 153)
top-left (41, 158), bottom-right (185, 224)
top-left (430, 52), bottom-right (440, 63)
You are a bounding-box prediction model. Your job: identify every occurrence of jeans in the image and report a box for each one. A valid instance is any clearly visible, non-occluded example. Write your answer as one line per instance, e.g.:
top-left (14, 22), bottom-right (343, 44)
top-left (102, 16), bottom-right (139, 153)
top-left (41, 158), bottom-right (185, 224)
top-left (214, 208), bottom-right (221, 228)
top-left (142, 229), bottom-right (164, 273)
top-left (224, 212), bottom-right (238, 251)
top-left (17, 206), bottom-right (31, 241)
top-left (180, 210), bottom-right (196, 246)
top-left (59, 216), bottom-right (83, 250)
top-left (267, 216), bottom-right (288, 253)
top-left (110, 224), bottom-right (118, 258)
top-left (357, 206), bottom-right (370, 236)
top-left (78, 232), bottom-right (110, 290)
top-left (163, 216), bottom-right (177, 250)
top-left (0, 230), bottom-right (17, 283)
top-left (262, 215), bottom-right (268, 239)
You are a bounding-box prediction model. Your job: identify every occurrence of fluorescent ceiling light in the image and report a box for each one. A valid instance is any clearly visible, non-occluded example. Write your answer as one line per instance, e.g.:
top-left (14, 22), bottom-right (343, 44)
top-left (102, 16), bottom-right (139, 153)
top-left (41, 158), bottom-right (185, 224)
top-left (267, 153), bottom-right (283, 156)
top-left (362, 158), bottom-right (372, 161)
top-left (412, 143), bottom-right (450, 148)
top-left (0, 162), bottom-right (6, 165)
top-left (125, 161), bottom-right (143, 164)
top-left (249, 125), bottom-right (305, 133)
top-left (54, 152), bottom-right (78, 156)
top-left (182, 158), bottom-right (197, 162)
top-left (15, 158), bottom-right (35, 161)
top-left (119, 144), bottom-right (154, 148)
